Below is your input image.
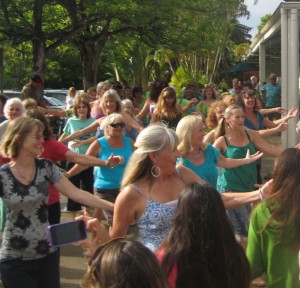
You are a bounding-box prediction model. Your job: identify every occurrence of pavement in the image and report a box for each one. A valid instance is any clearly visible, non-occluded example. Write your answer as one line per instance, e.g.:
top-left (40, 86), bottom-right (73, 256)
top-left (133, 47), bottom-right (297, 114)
top-left (0, 135), bottom-right (281, 288)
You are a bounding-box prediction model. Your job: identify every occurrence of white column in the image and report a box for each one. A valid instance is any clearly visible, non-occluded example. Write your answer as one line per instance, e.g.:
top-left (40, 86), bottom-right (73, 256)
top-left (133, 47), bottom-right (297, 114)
top-left (259, 44), bottom-right (266, 83)
top-left (281, 8), bottom-right (289, 148)
top-left (288, 8), bottom-right (299, 147)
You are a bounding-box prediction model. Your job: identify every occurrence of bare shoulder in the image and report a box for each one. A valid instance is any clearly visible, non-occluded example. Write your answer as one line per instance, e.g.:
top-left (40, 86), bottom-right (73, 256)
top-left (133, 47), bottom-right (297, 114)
top-left (177, 164), bottom-right (203, 184)
top-left (245, 129), bottom-right (256, 141)
top-left (213, 135), bottom-right (226, 151)
top-left (116, 184), bottom-right (145, 206)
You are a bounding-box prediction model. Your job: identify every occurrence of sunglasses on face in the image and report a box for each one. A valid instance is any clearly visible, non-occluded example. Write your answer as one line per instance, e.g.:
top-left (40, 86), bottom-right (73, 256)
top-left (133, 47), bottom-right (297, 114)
top-left (109, 122), bottom-right (125, 128)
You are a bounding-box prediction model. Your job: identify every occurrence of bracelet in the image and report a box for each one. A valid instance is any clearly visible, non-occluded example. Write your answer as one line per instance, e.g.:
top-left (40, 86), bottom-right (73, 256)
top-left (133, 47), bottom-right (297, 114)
top-left (258, 188), bottom-right (264, 200)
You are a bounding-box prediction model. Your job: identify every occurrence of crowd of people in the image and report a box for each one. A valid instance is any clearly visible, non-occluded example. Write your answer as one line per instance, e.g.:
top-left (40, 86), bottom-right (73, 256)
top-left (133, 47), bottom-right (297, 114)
top-left (0, 73), bottom-right (299, 287)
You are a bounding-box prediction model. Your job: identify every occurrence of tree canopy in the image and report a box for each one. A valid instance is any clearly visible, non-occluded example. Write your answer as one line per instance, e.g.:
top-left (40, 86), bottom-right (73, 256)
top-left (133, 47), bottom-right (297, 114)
top-left (0, 0), bottom-right (252, 90)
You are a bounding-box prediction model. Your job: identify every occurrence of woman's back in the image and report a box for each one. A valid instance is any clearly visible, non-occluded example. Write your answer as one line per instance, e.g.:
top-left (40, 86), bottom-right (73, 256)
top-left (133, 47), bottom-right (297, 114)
top-left (247, 201), bottom-right (299, 288)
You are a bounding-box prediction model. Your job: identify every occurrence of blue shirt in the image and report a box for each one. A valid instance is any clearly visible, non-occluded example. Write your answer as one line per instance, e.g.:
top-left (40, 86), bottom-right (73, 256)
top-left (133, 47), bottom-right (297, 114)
top-left (94, 136), bottom-right (133, 189)
top-left (178, 144), bottom-right (220, 188)
top-left (260, 83), bottom-right (281, 108)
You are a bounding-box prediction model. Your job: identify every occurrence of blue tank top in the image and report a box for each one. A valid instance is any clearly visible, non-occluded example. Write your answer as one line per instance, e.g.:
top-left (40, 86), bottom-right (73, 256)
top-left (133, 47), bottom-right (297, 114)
top-left (131, 166), bottom-right (184, 252)
top-left (244, 112), bottom-right (264, 130)
top-left (94, 136), bottom-right (133, 189)
top-left (179, 144), bottom-right (220, 188)
top-left (132, 184), bottom-right (178, 252)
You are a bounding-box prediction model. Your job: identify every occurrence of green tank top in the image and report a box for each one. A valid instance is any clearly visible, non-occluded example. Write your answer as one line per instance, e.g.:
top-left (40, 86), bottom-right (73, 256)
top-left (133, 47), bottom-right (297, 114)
top-left (220, 131), bottom-right (257, 192)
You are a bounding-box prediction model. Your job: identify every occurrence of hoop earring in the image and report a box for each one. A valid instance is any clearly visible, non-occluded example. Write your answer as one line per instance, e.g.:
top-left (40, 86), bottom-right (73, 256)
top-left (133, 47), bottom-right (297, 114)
top-left (151, 165), bottom-right (161, 178)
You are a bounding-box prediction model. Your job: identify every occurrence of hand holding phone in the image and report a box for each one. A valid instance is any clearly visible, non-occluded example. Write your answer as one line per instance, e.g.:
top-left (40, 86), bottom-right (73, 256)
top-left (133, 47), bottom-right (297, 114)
top-left (48, 220), bottom-right (87, 248)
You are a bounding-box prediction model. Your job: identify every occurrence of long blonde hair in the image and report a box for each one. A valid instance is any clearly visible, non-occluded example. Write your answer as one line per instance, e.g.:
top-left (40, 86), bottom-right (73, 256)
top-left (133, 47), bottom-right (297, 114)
top-left (176, 115), bottom-right (207, 157)
top-left (121, 123), bottom-right (179, 189)
top-left (214, 104), bottom-right (243, 139)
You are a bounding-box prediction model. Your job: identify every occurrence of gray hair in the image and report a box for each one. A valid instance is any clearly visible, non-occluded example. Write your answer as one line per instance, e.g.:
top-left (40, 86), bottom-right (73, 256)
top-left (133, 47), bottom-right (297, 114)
top-left (4, 98), bottom-right (25, 119)
top-left (121, 123), bottom-right (179, 188)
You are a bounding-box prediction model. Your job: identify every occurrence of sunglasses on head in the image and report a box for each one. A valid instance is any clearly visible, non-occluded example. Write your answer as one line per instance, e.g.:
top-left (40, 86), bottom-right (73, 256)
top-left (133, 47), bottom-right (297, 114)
top-left (109, 122), bottom-right (125, 128)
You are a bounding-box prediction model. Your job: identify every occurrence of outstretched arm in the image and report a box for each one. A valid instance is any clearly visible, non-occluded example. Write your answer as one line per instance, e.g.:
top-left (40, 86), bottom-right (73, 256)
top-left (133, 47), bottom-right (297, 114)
top-left (66, 140), bottom-right (123, 177)
top-left (217, 150), bottom-right (263, 168)
top-left (54, 176), bottom-right (114, 211)
top-left (59, 120), bottom-right (100, 144)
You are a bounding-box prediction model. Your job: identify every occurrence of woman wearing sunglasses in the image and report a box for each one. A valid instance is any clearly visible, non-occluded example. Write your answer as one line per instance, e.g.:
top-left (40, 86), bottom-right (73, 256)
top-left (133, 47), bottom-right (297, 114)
top-left (67, 113), bottom-right (134, 224)
top-left (59, 89), bottom-right (143, 145)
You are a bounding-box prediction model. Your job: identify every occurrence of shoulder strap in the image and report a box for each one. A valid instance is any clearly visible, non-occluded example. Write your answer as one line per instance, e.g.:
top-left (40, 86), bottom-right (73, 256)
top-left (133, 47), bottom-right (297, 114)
top-left (223, 135), bottom-right (230, 147)
top-left (130, 184), bottom-right (149, 199)
top-left (244, 130), bottom-right (251, 142)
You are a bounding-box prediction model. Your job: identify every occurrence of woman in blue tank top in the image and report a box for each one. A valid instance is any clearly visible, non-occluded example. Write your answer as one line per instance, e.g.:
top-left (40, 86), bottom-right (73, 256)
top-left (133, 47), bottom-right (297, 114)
top-left (176, 115), bottom-right (262, 189)
top-left (66, 113), bottom-right (134, 224)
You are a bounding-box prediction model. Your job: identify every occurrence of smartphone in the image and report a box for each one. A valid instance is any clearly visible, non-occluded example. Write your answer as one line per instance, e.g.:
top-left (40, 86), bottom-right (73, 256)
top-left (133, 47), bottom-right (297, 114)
top-left (48, 220), bottom-right (87, 248)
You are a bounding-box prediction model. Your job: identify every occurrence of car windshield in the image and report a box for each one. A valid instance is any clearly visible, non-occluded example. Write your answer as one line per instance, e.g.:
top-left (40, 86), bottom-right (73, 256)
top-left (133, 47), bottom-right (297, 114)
top-left (44, 96), bottom-right (58, 106)
top-left (49, 97), bottom-right (65, 106)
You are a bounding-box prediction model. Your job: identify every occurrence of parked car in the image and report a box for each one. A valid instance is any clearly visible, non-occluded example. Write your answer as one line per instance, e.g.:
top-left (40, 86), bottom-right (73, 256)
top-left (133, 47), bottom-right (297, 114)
top-left (2, 90), bottom-right (22, 99)
top-left (44, 89), bottom-right (67, 103)
top-left (43, 96), bottom-right (66, 138)
top-left (43, 96), bottom-right (66, 110)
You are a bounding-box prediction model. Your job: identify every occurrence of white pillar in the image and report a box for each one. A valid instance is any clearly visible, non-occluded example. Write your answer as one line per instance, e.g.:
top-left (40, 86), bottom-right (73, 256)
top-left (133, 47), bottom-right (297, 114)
top-left (288, 8), bottom-right (299, 147)
top-left (281, 8), bottom-right (289, 148)
top-left (259, 44), bottom-right (266, 83)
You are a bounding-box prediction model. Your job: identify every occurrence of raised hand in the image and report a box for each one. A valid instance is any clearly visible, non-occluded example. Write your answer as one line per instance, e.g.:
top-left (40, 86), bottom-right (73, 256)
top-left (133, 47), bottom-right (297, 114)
top-left (245, 149), bottom-right (264, 163)
top-left (106, 154), bottom-right (124, 168)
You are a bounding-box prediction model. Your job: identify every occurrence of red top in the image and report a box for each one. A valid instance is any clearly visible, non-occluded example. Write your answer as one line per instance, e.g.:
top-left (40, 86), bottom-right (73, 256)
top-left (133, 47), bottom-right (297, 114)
top-left (156, 248), bottom-right (178, 288)
top-left (40, 138), bottom-right (69, 205)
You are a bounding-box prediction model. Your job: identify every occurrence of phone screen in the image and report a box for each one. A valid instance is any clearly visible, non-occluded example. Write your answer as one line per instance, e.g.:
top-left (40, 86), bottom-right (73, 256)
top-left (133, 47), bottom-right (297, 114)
top-left (48, 220), bottom-right (86, 247)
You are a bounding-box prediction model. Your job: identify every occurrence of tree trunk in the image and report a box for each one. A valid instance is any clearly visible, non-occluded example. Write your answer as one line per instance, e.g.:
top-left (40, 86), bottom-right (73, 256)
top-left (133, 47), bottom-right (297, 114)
top-left (32, 0), bottom-right (45, 79)
top-left (77, 40), bottom-right (102, 90)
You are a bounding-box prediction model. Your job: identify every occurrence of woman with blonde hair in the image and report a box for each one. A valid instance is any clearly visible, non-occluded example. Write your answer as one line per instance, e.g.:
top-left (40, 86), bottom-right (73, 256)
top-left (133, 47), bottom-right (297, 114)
top-left (90, 82), bottom-right (112, 119)
top-left (122, 99), bottom-right (142, 140)
top-left (60, 89), bottom-right (142, 143)
top-left (176, 115), bottom-right (262, 188)
top-left (66, 86), bottom-right (76, 109)
top-left (213, 104), bottom-right (281, 240)
top-left (222, 94), bottom-right (238, 106)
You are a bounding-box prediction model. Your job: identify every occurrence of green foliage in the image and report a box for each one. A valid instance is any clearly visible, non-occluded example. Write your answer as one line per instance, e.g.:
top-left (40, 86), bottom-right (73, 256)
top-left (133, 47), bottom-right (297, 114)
top-left (0, 0), bottom-right (252, 89)
top-left (170, 66), bottom-right (208, 96)
top-left (258, 14), bottom-right (272, 33)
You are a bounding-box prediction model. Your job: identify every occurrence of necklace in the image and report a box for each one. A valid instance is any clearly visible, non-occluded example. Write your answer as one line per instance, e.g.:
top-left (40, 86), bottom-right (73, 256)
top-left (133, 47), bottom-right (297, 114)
top-left (13, 164), bottom-right (35, 183)
top-left (190, 149), bottom-right (202, 159)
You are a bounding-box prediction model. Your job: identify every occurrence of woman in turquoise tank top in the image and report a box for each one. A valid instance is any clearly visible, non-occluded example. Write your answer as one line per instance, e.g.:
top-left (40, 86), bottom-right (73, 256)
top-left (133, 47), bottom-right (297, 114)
top-left (66, 113), bottom-right (134, 224)
top-left (213, 104), bottom-right (281, 240)
top-left (176, 115), bottom-right (263, 188)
